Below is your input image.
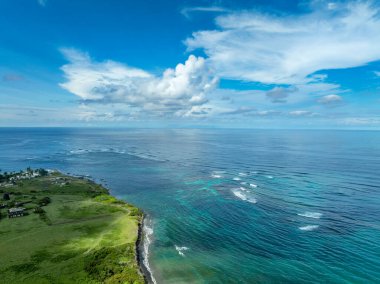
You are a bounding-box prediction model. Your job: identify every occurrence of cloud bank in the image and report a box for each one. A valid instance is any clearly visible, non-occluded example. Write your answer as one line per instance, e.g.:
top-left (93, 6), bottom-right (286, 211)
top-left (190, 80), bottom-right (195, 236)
top-left (186, 1), bottom-right (380, 85)
top-left (60, 49), bottom-right (218, 117)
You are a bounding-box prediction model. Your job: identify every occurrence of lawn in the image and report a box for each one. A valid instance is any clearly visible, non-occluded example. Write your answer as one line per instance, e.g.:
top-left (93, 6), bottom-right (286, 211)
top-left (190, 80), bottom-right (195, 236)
top-left (0, 172), bottom-right (145, 284)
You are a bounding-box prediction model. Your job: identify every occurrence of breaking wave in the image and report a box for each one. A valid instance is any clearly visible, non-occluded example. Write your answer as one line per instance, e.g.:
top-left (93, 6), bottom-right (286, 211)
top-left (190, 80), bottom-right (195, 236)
top-left (175, 245), bottom-right (189, 257)
top-left (231, 188), bottom-right (257, 204)
top-left (142, 220), bottom-right (157, 284)
top-left (298, 212), bottom-right (323, 219)
top-left (299, 225), bottom-right (319, 231)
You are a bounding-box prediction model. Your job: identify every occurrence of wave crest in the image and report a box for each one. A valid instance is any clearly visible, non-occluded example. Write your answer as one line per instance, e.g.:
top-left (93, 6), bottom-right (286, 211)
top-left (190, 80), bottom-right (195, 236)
top-left (231, 188), bottom-right (257, 204)
top-left (299, 225), bottom-right (319, 231)
top-left (298, 212), bottom-right (322, 219)
top-left (175, 245), bottom-right (189, 257)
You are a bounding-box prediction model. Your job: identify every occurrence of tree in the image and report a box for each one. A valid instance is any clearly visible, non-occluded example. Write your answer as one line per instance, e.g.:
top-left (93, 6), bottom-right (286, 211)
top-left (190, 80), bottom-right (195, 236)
top-left (38, 197), bottom-right (51, 206)
top-left (3, 193), bottom-right (10, 201)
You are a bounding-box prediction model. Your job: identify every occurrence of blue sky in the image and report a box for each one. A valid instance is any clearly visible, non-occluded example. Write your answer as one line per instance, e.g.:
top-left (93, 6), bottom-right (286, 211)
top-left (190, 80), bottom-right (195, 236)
top-left (1, 0), bottom-right (380, 128)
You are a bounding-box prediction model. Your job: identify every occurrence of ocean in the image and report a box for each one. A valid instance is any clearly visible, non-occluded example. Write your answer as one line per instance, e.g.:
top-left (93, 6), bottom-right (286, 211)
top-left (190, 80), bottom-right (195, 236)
top-left (1, 128), bottom-right (380, 283)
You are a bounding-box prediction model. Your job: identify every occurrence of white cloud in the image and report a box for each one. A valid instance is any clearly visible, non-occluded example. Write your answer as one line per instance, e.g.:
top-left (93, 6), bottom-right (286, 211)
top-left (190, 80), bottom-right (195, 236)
top-left (186, 1), bottom-right (380, 85)
top-left (317, 94), bottom-right (343, 105)
top-left (60, 49), bottom-right (218, 117)
top-left (181, 6), bottom-right (229, 18)
top-left (266, 86), bottom-right (297, 103)
top-left (289, 110), bottom-right (315, 117)
top-left (375, 71), bottom-right (380, 76)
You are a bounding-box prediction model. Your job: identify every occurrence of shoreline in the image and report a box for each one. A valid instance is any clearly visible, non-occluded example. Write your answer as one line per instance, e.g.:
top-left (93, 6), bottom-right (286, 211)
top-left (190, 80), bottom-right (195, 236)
top-left (73, 171), bottom-right (155, 284)
top-left (136, 215), bottom-right (155, 284)
top-left (66, 171), bottom-right (153, 283)
top-left (135, 213), bottom-right (156, 284)
top-left (0, 168), bottom-right (147, 283)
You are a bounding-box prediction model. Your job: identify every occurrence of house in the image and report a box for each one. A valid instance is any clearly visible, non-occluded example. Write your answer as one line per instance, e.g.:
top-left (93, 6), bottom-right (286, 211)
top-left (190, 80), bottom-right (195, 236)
top-left (8, 207), bottom-right (25, 218)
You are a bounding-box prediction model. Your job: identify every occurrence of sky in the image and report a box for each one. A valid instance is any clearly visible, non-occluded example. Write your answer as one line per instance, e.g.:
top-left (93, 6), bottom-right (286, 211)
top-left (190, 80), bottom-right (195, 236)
top-left (1, 0), bottom-right (380, 129)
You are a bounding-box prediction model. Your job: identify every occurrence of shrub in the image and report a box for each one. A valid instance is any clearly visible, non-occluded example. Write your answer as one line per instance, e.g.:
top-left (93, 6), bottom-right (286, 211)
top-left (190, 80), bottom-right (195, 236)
top-left (84, 244), bottom-right (143, 283)
top-left (38, 197), bottom-right (51, 206)
top-left (129, 207), bottom-right (143, 217)
top-left (34, 207), bottom-right (45, 214)
top-left (9, 262), bottom-right (39, 274)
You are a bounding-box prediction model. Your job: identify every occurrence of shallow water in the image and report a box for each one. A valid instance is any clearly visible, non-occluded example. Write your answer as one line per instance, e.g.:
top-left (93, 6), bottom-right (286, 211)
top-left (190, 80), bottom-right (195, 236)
top-left (1, 128), bottom-right (380, 283)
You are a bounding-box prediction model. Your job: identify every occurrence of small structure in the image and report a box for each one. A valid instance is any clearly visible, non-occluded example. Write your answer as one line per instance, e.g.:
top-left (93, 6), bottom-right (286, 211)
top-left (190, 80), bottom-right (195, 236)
top-left (8, 207), bottom-right (25, 218)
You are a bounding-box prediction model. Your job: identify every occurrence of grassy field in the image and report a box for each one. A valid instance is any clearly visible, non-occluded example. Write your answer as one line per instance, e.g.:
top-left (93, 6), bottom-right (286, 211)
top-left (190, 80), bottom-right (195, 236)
top-left (0, 171), bottom-right (145, 284)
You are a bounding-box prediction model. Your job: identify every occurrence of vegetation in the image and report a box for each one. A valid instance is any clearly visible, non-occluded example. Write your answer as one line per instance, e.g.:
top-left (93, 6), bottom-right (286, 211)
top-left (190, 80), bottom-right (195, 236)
top-left (0, 170), bottom-right (144, 284)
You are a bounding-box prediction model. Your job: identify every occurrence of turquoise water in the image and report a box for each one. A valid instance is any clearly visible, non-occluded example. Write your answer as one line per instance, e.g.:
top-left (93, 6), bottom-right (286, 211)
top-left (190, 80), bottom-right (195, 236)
top-left (1, 128), bottom-right (380, 283)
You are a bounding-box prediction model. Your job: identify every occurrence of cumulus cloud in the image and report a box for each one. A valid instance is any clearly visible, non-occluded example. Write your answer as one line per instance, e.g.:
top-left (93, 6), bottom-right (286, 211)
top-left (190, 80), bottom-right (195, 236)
top-left (266, 86), bottom-right (298, 103)
top-left (186, 1), bottom-right (380, 85)
top-left (60, 49), bottom-right (218, 117)
top-left (317, 94), bottom-right (343, 106)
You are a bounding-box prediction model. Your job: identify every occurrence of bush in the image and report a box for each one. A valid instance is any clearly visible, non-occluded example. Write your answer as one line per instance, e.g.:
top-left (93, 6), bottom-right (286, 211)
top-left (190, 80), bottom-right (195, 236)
top-left (37, 168), bottom-right (48, 176)
top-left (34, 207), bottom-right (45, 214)
top-left (9, 262), bottom-right (39, 274)
top-left (129, 207), bottom-right (143, 217)
top-left (38, 197), bottom-right (51, 206)
top-left (84, 244), bottom-right (143, 283)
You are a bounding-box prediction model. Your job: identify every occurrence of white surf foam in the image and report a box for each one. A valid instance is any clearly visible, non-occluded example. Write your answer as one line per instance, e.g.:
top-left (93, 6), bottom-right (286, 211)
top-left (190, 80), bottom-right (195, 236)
top-left (298, 212), bottom-right (322, 219)
top-left (266, 175), bottom-right (274, 179)
top-left (175, 245), bottom-right (189, 257)
top-left (211, 173), bottom-right (222, 178)
top-left (69, 149), bottom-right (88, 154)
top-left (240, 182), bottom-right (247, 185)
top-left (299, 225), bottom-right (319, 231)
top-left (142, 221), bottom-right (157, 284)
top-left (238, 172), bottom-right (247, 177)
top-left (232, 188), bottom-right (257, 204)
top-left (249, 183), bottom-right (258, 188)
top-left (233, 177), bottom-right (241, 181)
top-left (69, 148), bottom-right (126, 155)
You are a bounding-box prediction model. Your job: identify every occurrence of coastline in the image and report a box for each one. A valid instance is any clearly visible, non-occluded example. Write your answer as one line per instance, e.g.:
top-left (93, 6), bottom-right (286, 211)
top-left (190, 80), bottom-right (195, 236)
top-left (69, 172), bottom-right (154, 283)
top-left (136, 215), bottom-right (155, 284)
top-left (0, 169), bottom-right (147, 283)
top-left (74, 173), bottom-right (154, 284)
top-left (62, 171), bottom-right (154, 283)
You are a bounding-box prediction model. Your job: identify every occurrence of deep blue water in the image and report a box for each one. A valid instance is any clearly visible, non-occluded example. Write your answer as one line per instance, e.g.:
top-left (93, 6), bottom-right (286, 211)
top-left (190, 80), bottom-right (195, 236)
top-left (1, 128), bottom-right (380, 283)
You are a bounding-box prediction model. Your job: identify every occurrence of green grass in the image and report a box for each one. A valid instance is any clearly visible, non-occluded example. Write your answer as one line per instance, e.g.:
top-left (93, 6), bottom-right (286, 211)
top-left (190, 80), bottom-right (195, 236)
top-left (0, 173), bottom-right (144, 284)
